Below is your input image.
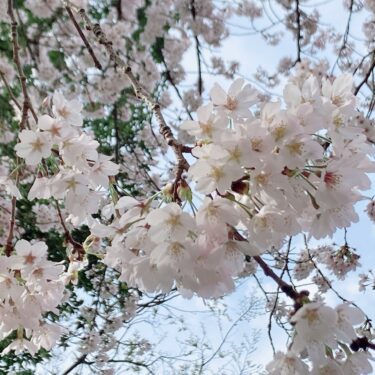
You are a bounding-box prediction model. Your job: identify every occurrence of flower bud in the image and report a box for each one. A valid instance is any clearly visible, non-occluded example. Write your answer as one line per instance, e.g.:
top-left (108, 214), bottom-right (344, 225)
top-left (161, 182), bottom-right (174, 202)
top-left (177, 179), bottom-right (192, 202)
top-left (231, 179), bottom-right (249, 194)
top-left (366, 200), bottom-right (375, 223)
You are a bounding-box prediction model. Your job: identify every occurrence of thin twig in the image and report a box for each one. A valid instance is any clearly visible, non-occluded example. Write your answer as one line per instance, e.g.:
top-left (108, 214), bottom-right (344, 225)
top-left (65, 6), bottom-right (102, 70)
top-left (294, 0), bottom-right (302, 64)
top-left (190, 0), bottom-right (203, 95)
top-left (62, 354), bottom-right (88, 375)
top-left (0, 71), bottom-right (22, 110)
top-left (54, 199), bottom-right (85, 260)
top-left (5, 195), bottom-right (17, 256)
top-left (354, 52), bottom-right (375, 95)
top-left (7, 0), bottom-right (38, 126)
top-left (331, 0), bottom-right (354, 74)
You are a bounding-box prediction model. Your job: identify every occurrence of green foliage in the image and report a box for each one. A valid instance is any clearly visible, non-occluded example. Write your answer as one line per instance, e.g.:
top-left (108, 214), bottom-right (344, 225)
top-left (47, 50), bottom-right (67, 71)
top-left (0, 331), bottom-right (50, 375)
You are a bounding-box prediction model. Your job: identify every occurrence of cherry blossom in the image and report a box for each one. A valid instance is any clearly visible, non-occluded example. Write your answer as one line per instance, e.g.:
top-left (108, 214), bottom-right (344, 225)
top-left (15, 130), bottom-right (52, 165)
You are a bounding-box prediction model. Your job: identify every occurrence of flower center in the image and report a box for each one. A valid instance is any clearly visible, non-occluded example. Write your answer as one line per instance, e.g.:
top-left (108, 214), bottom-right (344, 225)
top-left (226, 96), bottom-right (237, 111)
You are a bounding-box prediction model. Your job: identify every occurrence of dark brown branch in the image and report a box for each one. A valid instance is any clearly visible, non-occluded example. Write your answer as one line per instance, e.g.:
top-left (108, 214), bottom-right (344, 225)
top-left (253, 256), bottom-right (301, 301)
top-left (65, 6), bottom-right (102, 70)
top-left (232, 227), bottom-right (303, 302)
top-left (351, 336), bottom-right (375, 352)
top-left (354, 52), bottom-right (375, 96)
top-left (62, 354), bottom-right (88, 375)
top-left (160, 54), bottom-right (194, 120)
top-left (7, 0), bottom-right (38, 126)
top-left (0, 71), bottom-right (22, 110)
top-left (5, 196), bottom-right (17, 257)
top-left (331, 0), bottom-right (354, 73)
top-left (15, 7), bottom-right (38, 66)
top-left (190, 0), bottom-right (203, 95)
top-left (54, 199), bottom-right (84, 260)
top-left (294, 0), bottom-right (302, 63)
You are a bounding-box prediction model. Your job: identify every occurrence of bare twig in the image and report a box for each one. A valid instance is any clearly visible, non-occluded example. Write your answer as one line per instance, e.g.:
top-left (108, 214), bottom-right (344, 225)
top-left (7, 0), bottom-right (38, 126)
top-left (62, 354), bottom-right (88, 375)
top-left (54, 199), bottom-right (85, 260)
top-left (331, 0), bottom-right (354, 74)
top-left (190, 0), bottom-right (203, 95)
top-left (294, 0), bottom-right (302, 64)
top-left (160, 55), bottom-right (194, 120)
top-left (354, 52), bottom-right (375, 95)
top-left (0, 71), bottom-right (22, 110)
top-left (65, 6), bottom-right (102, 70)
top-left (5, 195), bottom-right (17, 257)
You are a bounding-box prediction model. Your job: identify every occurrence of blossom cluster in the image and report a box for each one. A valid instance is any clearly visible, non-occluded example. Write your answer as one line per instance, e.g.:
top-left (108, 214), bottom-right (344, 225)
top-left (266, 302), bottom-right (372, 374)
top-left (0, 240), bottom-right (67, 355)
top-left (92, 71), bottom-right (374, 299)
top-left (16, 92), bottom-right (119, 227)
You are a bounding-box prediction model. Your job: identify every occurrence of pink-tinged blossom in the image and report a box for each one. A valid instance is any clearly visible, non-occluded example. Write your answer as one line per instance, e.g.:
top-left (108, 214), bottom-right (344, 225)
top-left (322, 74), bottom-right (355, 108)
top-left (30, 323), bottom-right (65, 351)
top-left (335, 304), bottom-right (365, 342)
top-left (150, 240), bottom-right (194, 273)
top-left (13, 239), bottom-right (48, 268)
top-left (2, 339), bottom-right (38, 356)
top-left (291, 302), bottom-right (338, 366)
top-left (342, 352), bottom-right (374, 375)
top-left (28, 177), bottom-right (52, 200)
top-left (60, 133), bottom-right (99, 170)
top-left (210, 78), bottom-right (259, 120)
top-left (189, 157), bottom-right (243, 194)
top-left (88, 154), bottom-right (119, 188)
top-left (266, 351), bottom-right (310, 375)
top-left (15, 130), bottom-right (52, 165)
top-left (115, 196), bottom-right (151, 217)
top-left (365, 200), bottom-right (375, 223)
top-left (0, 240), bottom-right (67, 354)
top-left (52, 92), bottom-right (83, 127)
top-left (0, 176), bottom-right (22, 198)
top-left (311, 360), bottom-right (344, 375)
top-left (196, 197), bottom-right (238, 241)
top-left (146, 203), bottom-right (196, 243)
top-left (38, 114), bottom-right (74, 141)
top-left (181, 102), bottom-right (227, 140)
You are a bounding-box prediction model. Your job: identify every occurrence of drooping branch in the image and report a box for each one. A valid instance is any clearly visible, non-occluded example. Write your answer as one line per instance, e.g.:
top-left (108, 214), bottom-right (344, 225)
top-left (54, 199), bottom-right (84, 260)
top-left (65, 5), bottom-right (102, 70)
top-left (331, 0), bottom-right (354, 73)
top-left (294, 0), bottom-right (302, 64)
top-left (7, 0), bottom-right (38, 127)
top-left (0, 71), bottom-right (22, 111)
top-left (232, 227), bottom-right (302, 302)
top-left (4, 195), bottom-right (17, 257)
top-left (253, 255), bottom-right (302, 302)
top-left (354, 52), bottom-right (375, 96)
top-left (190, 0), bottom-right (203, 96)
top-left (159, 51), bottom-right (194, 120)
top-left (62, 354), bottom-right (88, 375)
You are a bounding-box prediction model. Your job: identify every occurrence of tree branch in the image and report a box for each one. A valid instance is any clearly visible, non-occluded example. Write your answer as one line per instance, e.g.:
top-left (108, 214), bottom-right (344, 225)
top-left (65, 6), bottom-right (102, 70)
top-left (7, 0), bottom-right (38, 126)
top-left (354, 52), bottom-right (375, 96)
